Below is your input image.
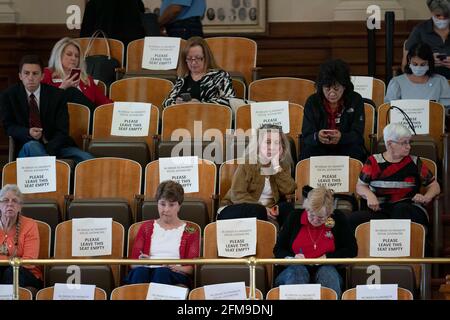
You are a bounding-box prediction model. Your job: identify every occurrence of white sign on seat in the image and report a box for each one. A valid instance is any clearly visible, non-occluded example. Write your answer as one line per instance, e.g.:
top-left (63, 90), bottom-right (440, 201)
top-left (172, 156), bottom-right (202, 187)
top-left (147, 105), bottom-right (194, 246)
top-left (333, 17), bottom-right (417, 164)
top-left (217, 217), bottom-right (257, 258)
top-left (72, 218), bottom-right (113, 257)
top-left (159, 156), bottom-right (199, 193)
top-left (147, 282), bottom-right (188, 300)
top-left (356, 284), bottom-right (398, 300)
top-left (110, 102), bottom-right (151, 137)
top-left (369, 219), bottom-right (411, 257)
top-left (250, 101), bottom-right (290, 133)
top-left (204, 282), bottom-right (247, 300)
top-left (351, 76), bottom-right (374, 100)
top-left (390, 99), bottom-right (430, 134)
top-left (279, 284), bottom-right (321, 300)
top-left (53, 283), bottom-right (96, 300)
top-left (309, 156), bottom-right (349, 192)
top-left (142, 36), bottom-right (181, 70)
top-left (16, 156), bottom-right (56, 194)
top-left (0, 285), bottom-right (13, 300)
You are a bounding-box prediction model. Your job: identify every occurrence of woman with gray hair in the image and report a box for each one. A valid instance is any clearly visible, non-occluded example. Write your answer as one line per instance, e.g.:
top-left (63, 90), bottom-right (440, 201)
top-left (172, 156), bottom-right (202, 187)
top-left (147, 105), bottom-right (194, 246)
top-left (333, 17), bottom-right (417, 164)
top-left (405, 0), bottom-right (450, 78)
top-left (349, 123), bottom-right (441, 232)
top-left (0, 184), bottom-right (42, 289)
top-left (217, 124), bottom-right (296, 226)
top-left (273, 186), bottom-right (357, 298)
top-left (42, 37), bottom-right (112, 109)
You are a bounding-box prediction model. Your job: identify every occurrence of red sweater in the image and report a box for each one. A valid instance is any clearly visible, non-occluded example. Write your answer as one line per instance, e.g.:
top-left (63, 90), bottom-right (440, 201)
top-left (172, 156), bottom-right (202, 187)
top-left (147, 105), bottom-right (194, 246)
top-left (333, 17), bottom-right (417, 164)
top-left (130, 220), bottom-right (200, 260)
top-left (42, 67), bottom-right (112, 106)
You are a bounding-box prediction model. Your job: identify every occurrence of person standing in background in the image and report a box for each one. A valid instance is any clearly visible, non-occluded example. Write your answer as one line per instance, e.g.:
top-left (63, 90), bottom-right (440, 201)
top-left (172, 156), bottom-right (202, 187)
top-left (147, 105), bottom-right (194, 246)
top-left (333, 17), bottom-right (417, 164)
top-left (159, 0), bottom-right (206, 39)
top-left (80, 0), bottom-right (146, 48)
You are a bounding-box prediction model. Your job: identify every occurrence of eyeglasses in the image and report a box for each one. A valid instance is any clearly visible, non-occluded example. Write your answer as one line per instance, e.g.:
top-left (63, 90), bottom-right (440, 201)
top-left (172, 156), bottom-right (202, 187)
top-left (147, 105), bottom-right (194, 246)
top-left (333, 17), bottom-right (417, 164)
top-left (0, 198), bottom-right (20, 205)
top-left (307, 211), bottom-right (328, 222)
top-left (186, 56), bottom-right (204, 63)
top-left (391, 140), bottom-right (411, 146)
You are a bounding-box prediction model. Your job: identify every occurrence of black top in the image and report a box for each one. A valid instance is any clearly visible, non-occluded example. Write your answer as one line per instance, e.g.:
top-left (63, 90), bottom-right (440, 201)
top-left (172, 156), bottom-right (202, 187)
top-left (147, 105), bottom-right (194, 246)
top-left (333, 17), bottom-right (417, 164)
top-left (180, 74), bottom-right (201, 100)
top-left (406, 19), bottom-right (450, 55)
top-left (406, 19), bottom-right (450, 78)
top-left (300, 91), bottom-right (367, 161)
top-left (273, 209), bottom-right (357, 259)
top-left (80, 0), bottom-right (145, 47)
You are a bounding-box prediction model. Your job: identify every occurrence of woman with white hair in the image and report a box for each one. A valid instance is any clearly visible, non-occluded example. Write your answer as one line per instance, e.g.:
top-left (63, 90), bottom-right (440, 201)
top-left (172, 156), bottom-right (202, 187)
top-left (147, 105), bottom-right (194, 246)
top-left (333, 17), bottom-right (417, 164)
top-left (42, 37), bottom-right (112, 109)
top-left (0, 184), bottom-right (42, 289)
top-left (273, 186), bottom-right (357, 298)
top-left (349, 123), bottom-right (441, 231)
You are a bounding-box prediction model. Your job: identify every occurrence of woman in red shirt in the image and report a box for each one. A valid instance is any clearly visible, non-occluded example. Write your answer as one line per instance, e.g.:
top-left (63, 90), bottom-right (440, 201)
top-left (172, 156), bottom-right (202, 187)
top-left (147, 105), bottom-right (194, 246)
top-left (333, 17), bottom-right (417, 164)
top-left (274, 187), bottom-right (357, 298)
top-left (42, 37), bottom-right (112, 109)
top-left (126, 181), bottom-right (200, 288)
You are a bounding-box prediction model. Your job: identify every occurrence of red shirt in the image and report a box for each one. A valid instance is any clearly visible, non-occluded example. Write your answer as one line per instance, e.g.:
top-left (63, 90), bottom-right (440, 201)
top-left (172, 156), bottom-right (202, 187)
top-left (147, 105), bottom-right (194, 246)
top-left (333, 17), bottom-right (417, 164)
top-left (323, 98), bottom-right (344, 130)
top-left (291, 210), bottom-right (335, 258)
top-left (42, 68), bottom-right (112, 106)
top-left (130, 220), bottom-right (200, 261)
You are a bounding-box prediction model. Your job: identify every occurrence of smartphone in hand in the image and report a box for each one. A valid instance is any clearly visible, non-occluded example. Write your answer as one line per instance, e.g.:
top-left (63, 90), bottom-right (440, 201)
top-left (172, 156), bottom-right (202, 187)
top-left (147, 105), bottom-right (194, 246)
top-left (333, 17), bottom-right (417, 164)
top-left (69, 68), bottom-right (81, 81)
top-left (179, 92), bottom-right (192, 102)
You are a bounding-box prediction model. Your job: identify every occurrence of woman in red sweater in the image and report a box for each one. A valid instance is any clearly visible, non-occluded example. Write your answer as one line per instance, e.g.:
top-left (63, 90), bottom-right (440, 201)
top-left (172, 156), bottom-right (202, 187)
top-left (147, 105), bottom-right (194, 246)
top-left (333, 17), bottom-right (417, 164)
top-left (126, 181), bottom-right (200, 288)
top-left (42, 37), bottom-right (112, 109)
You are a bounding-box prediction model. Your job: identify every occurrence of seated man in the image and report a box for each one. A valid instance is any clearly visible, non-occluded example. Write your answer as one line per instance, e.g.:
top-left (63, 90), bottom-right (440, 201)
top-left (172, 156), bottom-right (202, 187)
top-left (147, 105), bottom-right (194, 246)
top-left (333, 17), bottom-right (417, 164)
top-left (0, 55), bottom-right (93, 163)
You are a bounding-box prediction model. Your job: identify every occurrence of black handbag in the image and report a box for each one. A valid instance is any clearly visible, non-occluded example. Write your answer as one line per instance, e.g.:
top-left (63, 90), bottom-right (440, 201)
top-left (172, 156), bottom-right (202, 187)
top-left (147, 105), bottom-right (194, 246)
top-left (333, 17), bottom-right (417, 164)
top-left (84, 30), bottom-right (120, 86)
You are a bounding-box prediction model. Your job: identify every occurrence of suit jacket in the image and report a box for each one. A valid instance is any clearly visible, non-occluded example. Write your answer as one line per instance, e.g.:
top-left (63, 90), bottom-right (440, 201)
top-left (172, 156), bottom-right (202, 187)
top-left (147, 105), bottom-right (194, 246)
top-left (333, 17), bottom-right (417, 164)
top-left (0, 82), bottom-right (76, 155)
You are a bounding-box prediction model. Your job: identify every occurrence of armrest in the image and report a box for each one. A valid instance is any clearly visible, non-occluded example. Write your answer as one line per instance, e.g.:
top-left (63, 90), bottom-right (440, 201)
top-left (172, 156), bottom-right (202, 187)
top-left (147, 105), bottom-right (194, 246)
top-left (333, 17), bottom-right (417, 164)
top-left (115, 67), bottom-right (126, 81)
top-left (369, 133), bottom-right (377, 154)
top-left (252, 67), bottom-right (262, 81)
top-left (153, 134), bottom-right (161, 159)
top-left (63, 194), bottom-right (74, 221)
top-left (8, 136), bottom-right (15, 162)
top-left (82, 134), bottom-right (91, 152)
top-left (134, 194), bottom-right (145, 222)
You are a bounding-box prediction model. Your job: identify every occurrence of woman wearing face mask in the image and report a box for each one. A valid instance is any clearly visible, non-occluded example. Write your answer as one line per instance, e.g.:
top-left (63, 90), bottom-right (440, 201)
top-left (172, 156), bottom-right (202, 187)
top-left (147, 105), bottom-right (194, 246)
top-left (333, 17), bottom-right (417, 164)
top-left (385, 42), bottom-right (450, 107)
top-left (405, 0), bottom-right (450, 78)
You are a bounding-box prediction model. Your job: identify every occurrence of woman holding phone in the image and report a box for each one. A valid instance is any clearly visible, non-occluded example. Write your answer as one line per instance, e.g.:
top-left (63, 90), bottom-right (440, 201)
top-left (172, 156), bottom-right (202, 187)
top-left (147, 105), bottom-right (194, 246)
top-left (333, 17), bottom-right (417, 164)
top-left (163, 36), bottom-right (235, 107)
top-left (300, 59), bottom-right (367, 162)
top-left (42, 37), bottom-right (112, 110)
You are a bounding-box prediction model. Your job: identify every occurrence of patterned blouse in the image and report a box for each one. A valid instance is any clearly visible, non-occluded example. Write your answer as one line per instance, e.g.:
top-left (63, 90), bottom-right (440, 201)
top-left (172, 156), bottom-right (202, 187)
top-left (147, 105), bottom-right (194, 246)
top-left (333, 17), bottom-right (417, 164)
top-left (163, 69), bottom-right (235, 107)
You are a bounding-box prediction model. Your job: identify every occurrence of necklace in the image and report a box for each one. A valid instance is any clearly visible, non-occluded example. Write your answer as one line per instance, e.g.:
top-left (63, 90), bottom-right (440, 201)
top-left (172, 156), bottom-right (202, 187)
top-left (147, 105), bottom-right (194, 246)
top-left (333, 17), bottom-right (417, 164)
top-left (307, 225), bottom-right (324, 250)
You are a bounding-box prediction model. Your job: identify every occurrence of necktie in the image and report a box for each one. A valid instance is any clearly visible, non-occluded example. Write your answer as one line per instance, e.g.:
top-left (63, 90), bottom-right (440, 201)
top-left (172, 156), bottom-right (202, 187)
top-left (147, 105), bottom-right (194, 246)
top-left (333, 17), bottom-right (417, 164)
top-left (28, 93), bottom-right (42, 128)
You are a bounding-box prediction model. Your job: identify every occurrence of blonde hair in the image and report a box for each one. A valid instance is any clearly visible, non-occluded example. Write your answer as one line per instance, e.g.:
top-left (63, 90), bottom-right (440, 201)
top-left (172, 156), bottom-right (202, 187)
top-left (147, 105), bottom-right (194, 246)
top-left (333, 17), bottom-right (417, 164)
top-left (177, 36), bottom-right (219, 77)
top-left (303, 186), bottom-right (333, 215)
top-left (48, 37), bottom-right (89, 84)
top-left (245, 124), bottom-right (294, 169)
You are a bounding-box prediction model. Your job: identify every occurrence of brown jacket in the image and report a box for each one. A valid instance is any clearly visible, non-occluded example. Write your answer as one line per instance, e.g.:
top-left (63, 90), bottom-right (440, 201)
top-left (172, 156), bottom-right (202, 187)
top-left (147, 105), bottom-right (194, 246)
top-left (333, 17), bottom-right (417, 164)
top-left (221, 163), bottom-right (297, 207)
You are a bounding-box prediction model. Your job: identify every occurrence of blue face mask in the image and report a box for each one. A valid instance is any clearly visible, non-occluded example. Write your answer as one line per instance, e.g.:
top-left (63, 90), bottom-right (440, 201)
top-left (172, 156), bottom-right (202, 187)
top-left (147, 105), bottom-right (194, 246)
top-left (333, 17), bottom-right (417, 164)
top-left (409, 64), bottom-right (429, 76)
top-left (432, 15), bottom-right (450, 29)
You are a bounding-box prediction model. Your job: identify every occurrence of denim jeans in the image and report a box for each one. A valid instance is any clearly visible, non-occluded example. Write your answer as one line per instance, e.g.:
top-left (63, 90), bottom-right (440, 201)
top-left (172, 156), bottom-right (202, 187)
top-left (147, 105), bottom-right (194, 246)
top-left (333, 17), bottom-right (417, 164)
top-left (18, 140), bottom-right (94, 164)
top-left (125, 267), bottom-right (191, 288)
top-left (0, 266), bottom-right (43, 289)
top-left (275, 265), bottom-right (343, 298)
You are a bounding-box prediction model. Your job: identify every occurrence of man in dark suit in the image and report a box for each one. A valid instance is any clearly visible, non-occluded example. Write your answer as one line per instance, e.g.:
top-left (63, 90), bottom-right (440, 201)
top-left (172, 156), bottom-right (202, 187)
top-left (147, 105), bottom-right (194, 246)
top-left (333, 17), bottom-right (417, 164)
top-left (0, 55), bottom-right (93, 163)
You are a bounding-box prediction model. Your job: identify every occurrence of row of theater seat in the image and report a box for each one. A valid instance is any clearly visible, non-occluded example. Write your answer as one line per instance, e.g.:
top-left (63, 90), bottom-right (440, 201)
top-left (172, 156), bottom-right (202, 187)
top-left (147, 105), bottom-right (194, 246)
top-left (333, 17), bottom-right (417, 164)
top-left (30, 217), bottom-right (425, 299)
top-left (15, 284), bottom-right (414, 300)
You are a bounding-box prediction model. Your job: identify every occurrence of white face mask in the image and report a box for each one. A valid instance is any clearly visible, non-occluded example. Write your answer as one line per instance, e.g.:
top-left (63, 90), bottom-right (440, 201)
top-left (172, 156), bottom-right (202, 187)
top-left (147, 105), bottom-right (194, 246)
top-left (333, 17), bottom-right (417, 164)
top-left (409, 64), bottom-right (429, 77)
top-left (432, 15), bottom-right (450, 29)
